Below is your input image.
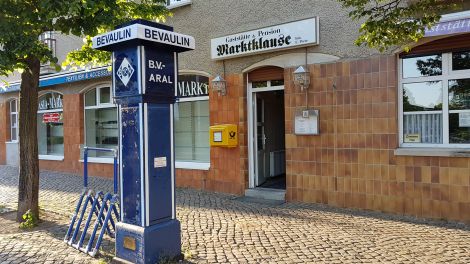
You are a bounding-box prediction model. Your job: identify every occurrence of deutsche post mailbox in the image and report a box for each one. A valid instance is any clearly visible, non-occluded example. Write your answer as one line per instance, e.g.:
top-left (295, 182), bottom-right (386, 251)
top-left (210, 124), bottom-right (238, 147)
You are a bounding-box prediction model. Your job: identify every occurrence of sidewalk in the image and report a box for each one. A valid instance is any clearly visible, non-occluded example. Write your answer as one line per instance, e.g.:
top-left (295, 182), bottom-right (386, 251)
top-left (1, 165), bottom-right (470, 263)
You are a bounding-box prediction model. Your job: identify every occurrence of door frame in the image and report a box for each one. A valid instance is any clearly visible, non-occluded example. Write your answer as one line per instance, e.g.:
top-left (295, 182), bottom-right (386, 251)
top-left (247, 79), bottom-right (284, 189)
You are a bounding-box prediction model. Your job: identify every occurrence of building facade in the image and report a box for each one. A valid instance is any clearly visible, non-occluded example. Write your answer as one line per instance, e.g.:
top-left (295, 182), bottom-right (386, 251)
top-left (1, 0), bottom-right (470, 223)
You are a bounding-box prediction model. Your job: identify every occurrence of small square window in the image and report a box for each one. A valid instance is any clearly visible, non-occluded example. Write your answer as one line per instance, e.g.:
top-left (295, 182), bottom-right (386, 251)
top-left (452, 50), bottom-right (470, 71)
top-left (85, 89), bottom-right (97, 106)
top-left (403, 82), bottom-right (443, 111)
top-left (99, 87), bottom-right (111, 104)
top-left (10, 100), bottom-right (17, 113)
top-left (11, 113), bottom-right (17, 128)
top-left (449, 79), bottom-right (470, 110)
top-left (11, 128), bottom-right (17, 141)
top-left (271, 80), bottom-right (284, 86)
top-left (449, 113), bottom-right (470, 143)
top-left (402, 55), bottom-right (442, 78)
top-left (252, 81), bottom-right (268, 88)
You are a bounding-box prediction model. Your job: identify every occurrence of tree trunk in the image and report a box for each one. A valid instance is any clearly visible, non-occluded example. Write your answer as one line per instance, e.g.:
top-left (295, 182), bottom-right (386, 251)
top-left (17, 56), bottom-right (41, 222)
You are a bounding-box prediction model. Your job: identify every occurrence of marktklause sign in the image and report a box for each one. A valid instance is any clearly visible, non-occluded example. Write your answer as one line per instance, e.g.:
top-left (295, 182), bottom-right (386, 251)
top-left (167, 0), bottom-right (191, 9)
top-left (211, 17), bottom-right (319, 60)
top-left (176, 75), bottom-right (209, 98)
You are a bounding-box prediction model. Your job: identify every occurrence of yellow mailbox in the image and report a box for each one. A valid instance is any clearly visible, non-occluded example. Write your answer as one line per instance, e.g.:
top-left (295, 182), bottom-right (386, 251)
top-left (209, 124), bottom-right (238, 147)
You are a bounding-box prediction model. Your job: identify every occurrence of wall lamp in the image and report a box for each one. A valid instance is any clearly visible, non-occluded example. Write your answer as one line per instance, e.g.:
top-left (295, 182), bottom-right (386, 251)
top-left (211, 75), bottom-right (226, 96)
top-left (211, 60), bottom-right (227, 96)
top-left (293, 65), bottom-right (310, 91)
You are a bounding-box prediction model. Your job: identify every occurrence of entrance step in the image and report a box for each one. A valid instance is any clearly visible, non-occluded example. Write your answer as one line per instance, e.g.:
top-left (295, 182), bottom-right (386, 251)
top-left (244, 188), bottom-right (285, 201)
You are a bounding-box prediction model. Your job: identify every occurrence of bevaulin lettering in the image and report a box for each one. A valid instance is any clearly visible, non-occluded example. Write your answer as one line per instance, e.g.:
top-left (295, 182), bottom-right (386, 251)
top-left (96, 28), bottom-right (131, 46)
top-left (217, 35), bottom-right (292, 57)
top-left (144, 29), bottom-right (191, 47)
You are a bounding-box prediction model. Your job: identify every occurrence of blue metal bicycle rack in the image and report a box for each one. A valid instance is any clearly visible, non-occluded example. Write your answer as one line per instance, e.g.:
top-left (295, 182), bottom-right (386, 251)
top-left (64, 146), bottom-right (120, 257)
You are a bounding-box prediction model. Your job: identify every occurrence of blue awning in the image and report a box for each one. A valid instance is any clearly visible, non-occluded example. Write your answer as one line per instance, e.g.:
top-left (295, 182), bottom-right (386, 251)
top-left (0, 67), bottom-right (112, 94)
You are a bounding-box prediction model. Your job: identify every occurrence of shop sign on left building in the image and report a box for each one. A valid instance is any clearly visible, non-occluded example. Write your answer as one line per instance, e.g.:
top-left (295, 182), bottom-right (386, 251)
top-left (38, 92), bottom-right (63, 111)
top-left (42, 112), bottom-right (61, 123)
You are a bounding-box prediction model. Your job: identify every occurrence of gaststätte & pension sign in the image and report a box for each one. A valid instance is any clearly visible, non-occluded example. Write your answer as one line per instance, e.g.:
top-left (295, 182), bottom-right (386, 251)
top-left (167, 0), bottom-right (192, 9)
top-left (211, 17), bottom-right (319, 60)
top-left (92, 23), bottom-right (195, 51)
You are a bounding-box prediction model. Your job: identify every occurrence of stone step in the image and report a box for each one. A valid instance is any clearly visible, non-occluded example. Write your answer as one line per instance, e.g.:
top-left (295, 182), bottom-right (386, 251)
top-left (244, 188), bottom-right (286, 201)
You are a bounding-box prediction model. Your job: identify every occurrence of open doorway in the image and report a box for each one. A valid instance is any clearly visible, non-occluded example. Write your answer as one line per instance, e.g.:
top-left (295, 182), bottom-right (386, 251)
top-left (254, 89), bottom-right (286, 189)
top-left (249, 79), bottom-right (286, 191)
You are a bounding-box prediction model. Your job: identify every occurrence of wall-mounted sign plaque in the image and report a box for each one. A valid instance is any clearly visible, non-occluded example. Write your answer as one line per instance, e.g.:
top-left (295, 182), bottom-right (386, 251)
top-left (167, 0), bottom-right (191, 9)
top-left (294, 109), bottom-right (319, 135)
top-left (404, 134), bottom-right (421, 143)
top-left (211, 17), bottom-right (319, 60)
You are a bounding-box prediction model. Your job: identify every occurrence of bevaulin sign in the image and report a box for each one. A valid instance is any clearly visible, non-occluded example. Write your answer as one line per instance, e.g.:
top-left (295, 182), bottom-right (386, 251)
top-left (92, 23), bottom-right (195, 51)
top-left (211, 17), bottom-right (319, 60)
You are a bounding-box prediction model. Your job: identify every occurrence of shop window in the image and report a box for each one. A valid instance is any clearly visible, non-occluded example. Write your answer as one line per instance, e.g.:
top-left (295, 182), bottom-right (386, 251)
top-left (84, 86), bottom-right (118, 158)
top-left (174, 74), bottom-right (210, 164)
top-left (400, 52), bottom-right (470, 146)
top-left (37, 92), bottom-right (64, 156)
top-left (9, 99), bottom-right (18, 142)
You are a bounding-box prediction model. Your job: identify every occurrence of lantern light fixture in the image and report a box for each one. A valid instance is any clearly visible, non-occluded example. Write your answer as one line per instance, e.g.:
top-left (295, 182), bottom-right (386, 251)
top-left (293, 65), bottom-right (310, 91)
top-left (211, 75), bottom-right (227, 96)
top-left (212, 60), bottom-right (227, 96)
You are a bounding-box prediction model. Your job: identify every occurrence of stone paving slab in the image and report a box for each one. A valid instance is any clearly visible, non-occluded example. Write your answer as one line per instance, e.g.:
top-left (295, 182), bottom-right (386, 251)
top-left (0, 210), bottom-right (113, 264)
top-left (1, 165), bottom-right (470, 263)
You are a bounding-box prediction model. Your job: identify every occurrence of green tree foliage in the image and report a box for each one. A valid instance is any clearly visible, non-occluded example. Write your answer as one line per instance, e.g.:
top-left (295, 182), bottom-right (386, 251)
top-left (0, 0), bottom-right (170, 74)
top-left (0, 0), bottom-right (170, 222)
top-left (337, 0), bottom-right (467, 51)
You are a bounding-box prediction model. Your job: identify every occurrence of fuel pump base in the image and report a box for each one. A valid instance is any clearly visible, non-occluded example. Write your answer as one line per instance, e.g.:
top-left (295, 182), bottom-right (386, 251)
top-left (115, 221), bottom-right (182, 264)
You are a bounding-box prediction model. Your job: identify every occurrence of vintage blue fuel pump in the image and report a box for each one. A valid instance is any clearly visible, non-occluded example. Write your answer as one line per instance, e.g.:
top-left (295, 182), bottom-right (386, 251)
top-left (92, 20), bottom-right (195, 263)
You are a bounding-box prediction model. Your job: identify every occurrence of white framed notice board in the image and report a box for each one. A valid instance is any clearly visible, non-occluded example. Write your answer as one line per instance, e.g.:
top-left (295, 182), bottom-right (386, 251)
top-left (294, 109), bottom-right (319, 135)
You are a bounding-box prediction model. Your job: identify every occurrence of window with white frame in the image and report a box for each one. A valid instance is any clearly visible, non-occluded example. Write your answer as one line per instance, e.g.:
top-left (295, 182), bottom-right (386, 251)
top-left (9, 99), bottom-right (18, 142)
top-left (37, 92), bottom-right (64, 156)
top-left (174, 74), bottom-right (210, 164)
top-left (400, 51), bottom-right (470, 147)
top-left (84, 86), bottom-right (118, 158)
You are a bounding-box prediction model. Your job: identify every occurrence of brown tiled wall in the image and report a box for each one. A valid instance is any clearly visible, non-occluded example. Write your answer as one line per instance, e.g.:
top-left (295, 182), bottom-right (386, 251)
top-left (176, 169), bottom-right (208, 190)
top-left (285, 55), bottom-right (470, 222)
top-left (205, 74), bottom-right (246, 195)
top-left (173, 74), bottom-right (246, 194)
top-left (0, 102), bottom-right (6, 164)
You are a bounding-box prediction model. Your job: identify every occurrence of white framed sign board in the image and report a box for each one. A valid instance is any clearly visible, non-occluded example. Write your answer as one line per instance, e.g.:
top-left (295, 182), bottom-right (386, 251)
top-left (294, 109), bottom-right (319, 135)
top-left (211, 17), bottom-right (319, 60)
top-left (167, 0), bottom-right (191, 9)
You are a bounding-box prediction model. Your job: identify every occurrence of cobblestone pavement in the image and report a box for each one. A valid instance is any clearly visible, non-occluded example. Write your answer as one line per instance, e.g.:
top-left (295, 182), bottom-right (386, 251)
top-left (1, 165), bottom-right (470, 263)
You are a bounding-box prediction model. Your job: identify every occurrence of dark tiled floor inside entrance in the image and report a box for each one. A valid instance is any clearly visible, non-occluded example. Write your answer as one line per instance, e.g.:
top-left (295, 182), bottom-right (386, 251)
top-left (259, 174), bottom-right (286, 189)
